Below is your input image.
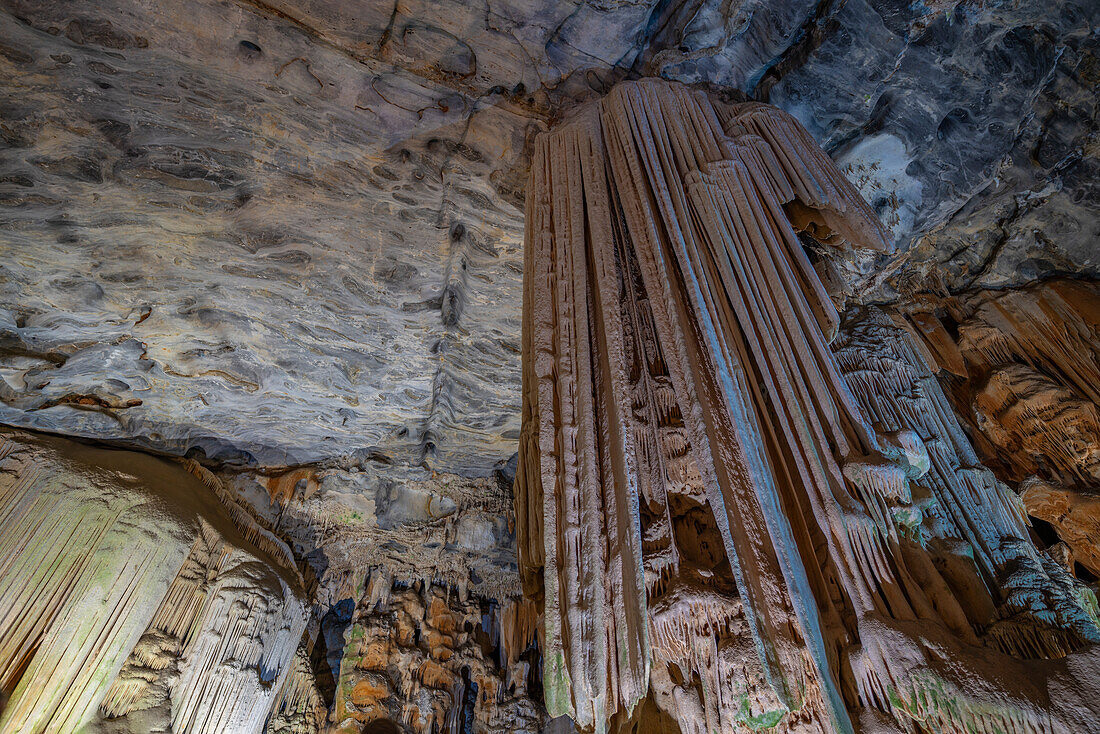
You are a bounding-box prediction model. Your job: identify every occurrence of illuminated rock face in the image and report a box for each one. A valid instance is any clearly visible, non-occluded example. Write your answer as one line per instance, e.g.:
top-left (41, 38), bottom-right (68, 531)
top-left (952, 281), bottom-right (1100, 489)
top-left (0, 428), bottom-right (308, 734)
top-left (514, 78), bottom-right (1100, 734)
top-left (0, 0), bottom-right (1098, 730)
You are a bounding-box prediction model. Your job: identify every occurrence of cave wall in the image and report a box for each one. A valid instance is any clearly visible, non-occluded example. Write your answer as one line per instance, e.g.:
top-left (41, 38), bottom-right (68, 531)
top-left (2, 0), bottom-right (1095, 475)
top-left (0, 0), bottom-right (533, 475)
top-left (0, 0), bottom-right (1097, 732)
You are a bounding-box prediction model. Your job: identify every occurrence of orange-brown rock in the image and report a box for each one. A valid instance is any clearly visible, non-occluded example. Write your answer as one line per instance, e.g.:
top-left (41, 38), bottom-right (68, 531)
top-left (417, 659), bottom-right (455, 689)
top-left (975, 364), bottom-right (1100, 483)
top-left (333, 576), bottom-right (541, 734)
top-left (946, 279), bottom-right (1100, 486)
top-left (1022, 479), bottom-right (1100, 578)
top-left (349, 674), bottom-right (391, 709)
top-left (360, 638), bottom-right (393, 672)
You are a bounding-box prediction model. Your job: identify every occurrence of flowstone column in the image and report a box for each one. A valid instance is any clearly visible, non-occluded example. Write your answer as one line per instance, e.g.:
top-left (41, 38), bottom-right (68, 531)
top-left (0, 429), bottom-right (308, 734)
top-left (514, 79), bottom-right (1100, 734)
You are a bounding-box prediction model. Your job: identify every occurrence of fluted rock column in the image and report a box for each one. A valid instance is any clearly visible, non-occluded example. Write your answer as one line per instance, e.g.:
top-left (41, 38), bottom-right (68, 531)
top-left (514, 79), bottom-right (1100, 734)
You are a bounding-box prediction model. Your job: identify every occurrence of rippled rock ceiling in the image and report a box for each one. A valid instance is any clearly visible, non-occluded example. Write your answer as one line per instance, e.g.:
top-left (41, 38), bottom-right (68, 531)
top-left (0, 0), bottom-right (1097, 732)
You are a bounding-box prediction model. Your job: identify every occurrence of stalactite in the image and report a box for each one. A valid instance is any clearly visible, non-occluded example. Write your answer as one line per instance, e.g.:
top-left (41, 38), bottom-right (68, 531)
top-left (500, 598), bottom-right (539, 671)
top-left (515, 78), bottom-right (1100, 734)
top-left (972, 364), bottom-right (1100, 486)
top-left (955, 279), bottom-right (1100, 407)
top-left (1021, 478), bottom-right (1100, 579)
top-left (178, 458), bottom-right (303, 580)
top-left (0, 428), bottom-right (308, 734)
top-left (903, 279), bottom-right (1100, 491)
top-left (834, 309), bottom-right (1035, 586)
top-left (331, 577), bottom-right (542, 734)
top-left (265, 646), bottom-right (328, 734)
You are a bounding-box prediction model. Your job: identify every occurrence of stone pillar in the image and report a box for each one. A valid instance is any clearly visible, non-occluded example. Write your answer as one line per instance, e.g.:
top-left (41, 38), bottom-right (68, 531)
top-left (514, 79), bottom-right (1100, 734)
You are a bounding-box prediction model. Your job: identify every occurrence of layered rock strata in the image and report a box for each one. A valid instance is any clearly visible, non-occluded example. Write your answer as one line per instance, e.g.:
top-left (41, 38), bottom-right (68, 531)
top-left (515, 78), bottom-right (1100, 734)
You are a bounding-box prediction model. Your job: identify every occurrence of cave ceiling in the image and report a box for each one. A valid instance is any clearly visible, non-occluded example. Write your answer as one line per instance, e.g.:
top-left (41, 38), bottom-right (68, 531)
top-left (1, 0), bottom-right (1096, 477)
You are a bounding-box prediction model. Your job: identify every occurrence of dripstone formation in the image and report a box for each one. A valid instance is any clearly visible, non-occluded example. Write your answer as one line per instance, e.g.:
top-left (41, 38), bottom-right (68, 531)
top-left (1, 0), bottom-right (1099, 732)
top-left (0, 429), bottom-right (308, 734)
top-left (514, 79), bottom-right (1100, 733)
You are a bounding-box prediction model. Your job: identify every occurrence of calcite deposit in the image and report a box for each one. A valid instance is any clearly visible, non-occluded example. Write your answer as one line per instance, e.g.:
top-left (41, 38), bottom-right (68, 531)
top-left (0, 0), bottom-right (1098, 732)
top-left (514, 78), bottom-right (1100, 733)
top-left (0, 428), bottom-right (307, 734)
top-left (880, 278), bottom-right (1100, 592)
top-left (952, 280), bottom-right (1100, 486)
top-left (329, 574), bottom-right (540, 733)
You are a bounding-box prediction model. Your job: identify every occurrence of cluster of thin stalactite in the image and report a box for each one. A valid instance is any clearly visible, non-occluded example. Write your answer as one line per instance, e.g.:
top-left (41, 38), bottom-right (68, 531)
top-left (0, 431), bottom-right (308, 734)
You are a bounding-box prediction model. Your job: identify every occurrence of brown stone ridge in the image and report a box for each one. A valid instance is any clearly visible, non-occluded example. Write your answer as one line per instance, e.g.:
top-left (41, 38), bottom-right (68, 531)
top-left (893, 278), bottom-right (1100, 489)
top-left (331, 571), bottom-right (541, 733)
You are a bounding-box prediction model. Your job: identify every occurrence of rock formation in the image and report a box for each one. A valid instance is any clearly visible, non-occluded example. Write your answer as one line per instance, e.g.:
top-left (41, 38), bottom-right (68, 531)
top-left (329, 573), bottom-right (539, 734)
top-left (0, 0), bottom-right (1098, 732)
top-left (0, 428), bottom-right (307, 734)
top-left (881, 279), bottom-right (1100, 589)
top-left (514, 78), bottom-right (1100, 734)
top-left (170, 452), bottom-right (546, 733)
top-left (953, 281), bottom-right (1100, 486)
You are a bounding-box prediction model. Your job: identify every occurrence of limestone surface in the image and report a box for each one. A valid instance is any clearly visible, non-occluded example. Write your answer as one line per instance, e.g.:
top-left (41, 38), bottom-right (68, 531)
top-left (0, 428), bottom-right (308, 734)
top-left (515, 78), bottom-right (1100, 734)
top-left (0, 1), bottom-right (1098, 733)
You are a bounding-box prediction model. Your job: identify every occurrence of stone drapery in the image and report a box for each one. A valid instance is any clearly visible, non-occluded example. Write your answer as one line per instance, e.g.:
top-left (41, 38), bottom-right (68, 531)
top-left (514, 79), bottom-right (1100, 734)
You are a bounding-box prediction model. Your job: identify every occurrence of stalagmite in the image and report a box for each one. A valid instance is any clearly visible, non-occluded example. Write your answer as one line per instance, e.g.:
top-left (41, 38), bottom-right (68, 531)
top-left (331, 579), bottom-right (541, 734)
top-left (0, 428), bottom-right (308, 734)
top-left (514, 79), bottom-right (1100, 734)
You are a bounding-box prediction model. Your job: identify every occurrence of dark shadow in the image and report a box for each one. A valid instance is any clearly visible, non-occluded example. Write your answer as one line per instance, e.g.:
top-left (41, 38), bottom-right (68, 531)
top-left (309, 597), bottom-right (355, 707)
top-left (458, 665), bottom-right (478, 734)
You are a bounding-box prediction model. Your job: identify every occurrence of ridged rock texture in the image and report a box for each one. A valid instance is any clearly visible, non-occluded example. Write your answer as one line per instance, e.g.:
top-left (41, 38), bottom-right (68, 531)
top-left (514, 78), bottom-right (1100, 734)
top-left (0, 428), bottom-right (307, 734)
top-left (1, 0), bottom-right (1099, 732)
top-left (880, 279), bottom-right (1100, 591)
top-left (328, 571), bottom-right (540, 734)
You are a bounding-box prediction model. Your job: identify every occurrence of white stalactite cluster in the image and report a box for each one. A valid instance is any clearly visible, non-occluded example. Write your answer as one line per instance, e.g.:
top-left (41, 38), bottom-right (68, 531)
top-left (0, 429), bottom-right (308, 734)
top-left (835, 308), bottom-right (1100, 654)
top-left (865, 280), bottom-right (1100, 638)
top-left (265, 647), bottom-right (328, 734)
top-left (514, 79), bottom-right (1100, 734)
